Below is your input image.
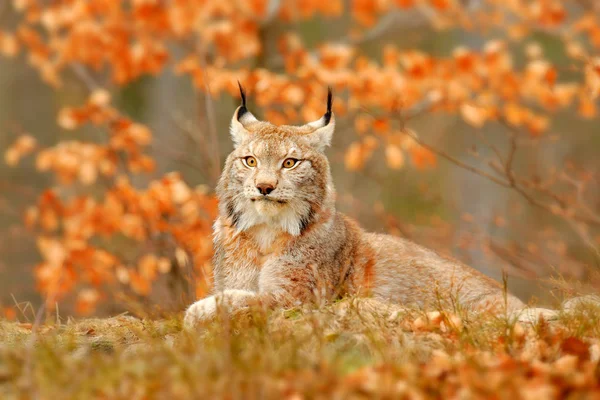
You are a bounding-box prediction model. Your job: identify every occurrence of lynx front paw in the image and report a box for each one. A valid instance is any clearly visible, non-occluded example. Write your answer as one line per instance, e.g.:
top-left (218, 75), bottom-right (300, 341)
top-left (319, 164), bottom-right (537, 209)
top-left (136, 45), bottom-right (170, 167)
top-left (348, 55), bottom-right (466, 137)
top-left (183, 289), bottom-right (256, 329)
top-left (184, 296), bottom-right (218, 329)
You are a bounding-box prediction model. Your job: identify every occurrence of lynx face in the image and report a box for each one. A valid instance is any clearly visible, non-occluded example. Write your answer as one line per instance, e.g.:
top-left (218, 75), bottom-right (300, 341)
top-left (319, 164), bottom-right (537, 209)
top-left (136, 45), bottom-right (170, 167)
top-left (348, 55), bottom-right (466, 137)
top-left (217, 87), bottom-right (335, 237)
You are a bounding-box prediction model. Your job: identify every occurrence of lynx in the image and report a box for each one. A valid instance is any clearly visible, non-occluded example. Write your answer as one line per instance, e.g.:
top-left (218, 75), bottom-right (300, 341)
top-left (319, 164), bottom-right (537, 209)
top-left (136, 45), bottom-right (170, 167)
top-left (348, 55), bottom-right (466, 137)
top-left (184, 85), bottom-right (528, 328)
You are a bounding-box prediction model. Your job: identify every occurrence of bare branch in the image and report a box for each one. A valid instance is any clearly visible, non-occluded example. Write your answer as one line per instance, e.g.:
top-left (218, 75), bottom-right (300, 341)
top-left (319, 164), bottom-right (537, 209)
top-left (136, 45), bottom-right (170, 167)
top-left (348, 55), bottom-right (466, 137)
top-left (69, 63), bottom-right (101, 91)
top-left (394, 108), bottom-right (600, 229)
top-left (191, 42), bottom-right (221, 186)
top-left (402, 128), bottom-right (512, 188)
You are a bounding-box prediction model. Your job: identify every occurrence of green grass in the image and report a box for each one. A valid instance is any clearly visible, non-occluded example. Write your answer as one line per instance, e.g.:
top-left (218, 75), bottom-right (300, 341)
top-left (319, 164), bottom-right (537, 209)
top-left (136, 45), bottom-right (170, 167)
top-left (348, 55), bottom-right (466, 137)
top-left (1, 298), bottom-right (599, 399)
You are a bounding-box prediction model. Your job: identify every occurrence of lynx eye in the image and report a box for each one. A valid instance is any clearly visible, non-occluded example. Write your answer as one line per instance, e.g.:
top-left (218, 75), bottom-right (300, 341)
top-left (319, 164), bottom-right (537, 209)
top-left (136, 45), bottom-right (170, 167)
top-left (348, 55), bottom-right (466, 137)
top-left (282, 158), bottom-right (300, 169)
top-left (242, 156), bottom-right (257, 168)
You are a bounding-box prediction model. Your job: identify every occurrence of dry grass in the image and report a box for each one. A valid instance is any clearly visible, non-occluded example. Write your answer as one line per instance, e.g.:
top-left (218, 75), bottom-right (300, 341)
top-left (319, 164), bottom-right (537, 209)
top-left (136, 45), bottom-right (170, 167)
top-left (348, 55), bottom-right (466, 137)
top-left (1, 298), bottom-right (599, 399)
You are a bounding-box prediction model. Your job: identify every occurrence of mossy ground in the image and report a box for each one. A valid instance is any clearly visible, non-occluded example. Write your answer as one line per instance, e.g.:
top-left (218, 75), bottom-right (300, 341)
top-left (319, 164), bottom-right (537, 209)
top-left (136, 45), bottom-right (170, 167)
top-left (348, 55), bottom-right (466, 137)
top-left (1, 298), bottom-right (599, 399)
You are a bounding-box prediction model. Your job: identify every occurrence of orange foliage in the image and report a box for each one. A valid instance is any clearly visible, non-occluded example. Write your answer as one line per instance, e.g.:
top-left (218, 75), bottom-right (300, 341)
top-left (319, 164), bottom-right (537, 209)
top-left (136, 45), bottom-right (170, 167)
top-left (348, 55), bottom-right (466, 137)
top-left (2, 0), bottom-right (599, 313)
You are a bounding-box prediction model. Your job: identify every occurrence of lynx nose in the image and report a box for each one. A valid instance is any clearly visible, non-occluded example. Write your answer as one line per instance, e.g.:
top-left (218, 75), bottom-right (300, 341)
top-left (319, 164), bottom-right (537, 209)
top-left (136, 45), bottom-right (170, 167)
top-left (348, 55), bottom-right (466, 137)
top-left (256, 183), bottom-right (275, 195)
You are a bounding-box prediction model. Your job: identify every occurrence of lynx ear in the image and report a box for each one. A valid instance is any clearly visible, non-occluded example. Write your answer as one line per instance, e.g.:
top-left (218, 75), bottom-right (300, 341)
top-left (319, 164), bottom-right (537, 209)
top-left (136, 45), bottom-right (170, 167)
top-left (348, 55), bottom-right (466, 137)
top-left (230, 82), bottom-right (259, 147)
top-left (304, 88), bottom-right (335, 152)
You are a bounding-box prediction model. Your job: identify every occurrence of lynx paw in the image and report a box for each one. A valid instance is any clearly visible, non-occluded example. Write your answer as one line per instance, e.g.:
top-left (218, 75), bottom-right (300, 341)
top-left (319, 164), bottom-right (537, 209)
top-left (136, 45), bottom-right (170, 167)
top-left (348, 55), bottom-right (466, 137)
top-left (184, 296), bottom-right (218, 328)
top-left (183, 289), bottom-right (256, 329)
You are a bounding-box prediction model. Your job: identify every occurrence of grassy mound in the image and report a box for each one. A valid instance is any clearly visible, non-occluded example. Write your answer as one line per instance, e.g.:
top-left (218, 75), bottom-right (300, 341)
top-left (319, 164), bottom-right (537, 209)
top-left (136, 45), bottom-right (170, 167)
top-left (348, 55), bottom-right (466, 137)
top-left (1, 299), bottom-right (599, 398)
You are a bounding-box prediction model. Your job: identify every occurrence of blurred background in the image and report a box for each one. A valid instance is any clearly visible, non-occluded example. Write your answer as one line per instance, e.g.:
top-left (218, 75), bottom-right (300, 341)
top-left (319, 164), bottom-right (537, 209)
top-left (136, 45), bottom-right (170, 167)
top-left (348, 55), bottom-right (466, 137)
top-left (0, 0), bottom-right (599, 318)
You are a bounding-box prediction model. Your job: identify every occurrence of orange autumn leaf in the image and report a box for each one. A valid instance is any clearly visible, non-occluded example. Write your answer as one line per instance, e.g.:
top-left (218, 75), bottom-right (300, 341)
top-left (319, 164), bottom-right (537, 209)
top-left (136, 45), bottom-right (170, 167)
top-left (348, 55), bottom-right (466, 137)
top-left (158, 257), bottom-right (172, 274)
top-left (319, 0), bottom-right (343, 16)
top-left (351, 0), bottom-right (378, 26)
top-left (585, 58), bottom-right (600, 99)
top-left (395, 0), bottom-right (415, 8)
top-left (75, 288), bottom-right (100, 315)
top-left (372, 118), bottom-right (390, 134)
top-left (129, 271), bottom-right (151, 296)
top-left (453, 47), bottom-right (477, 73)
top-left (0, 32), bottom-right (19, 57)
top-left (460, 104), bottom-right (488, 128)
top-left (429, 0), bottom-right (452, 11)
top-left (411, 146), bottom-right (437, 170)
top-left (138, 254), bottom-right (158, 280)
top-left (79, 162), bottom-right (98, 185)
top-left (526, 115), bottom-right (549, 137)
top-left (345, 142), bottom-right (368, 171)
top-left (3, 307), bottom-right (17, 320)
top-left (525, 43), bottom-right (543, 60)
top-left (578, 95), bottom-right (597, 118)
top-left (560, 337), bottom-right (590, 361)
top-left (544, 67), bottom-right (558, 88)
top-left (354, 115), bottom-right (372, 134)
top-left (89, 89), bottom-right (112, 107)
top-left (385, 145), bottom-right (405, 170)
top-left (57, 108), bottom-right (80, 130)
top-left (503, 103), bottom-right (529, 126)
top-left (4, 135), bottom-right (37, 166)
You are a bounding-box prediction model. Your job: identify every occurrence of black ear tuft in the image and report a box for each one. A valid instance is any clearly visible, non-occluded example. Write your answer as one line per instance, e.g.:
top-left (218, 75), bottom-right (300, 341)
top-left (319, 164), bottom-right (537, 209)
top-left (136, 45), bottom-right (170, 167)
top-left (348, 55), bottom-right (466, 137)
top-left (324, 87), bottom-right (333, 125)
top-left (238, 81), bottom-right (246, 107)
top-left (237, 81), bottom-right (248, 119)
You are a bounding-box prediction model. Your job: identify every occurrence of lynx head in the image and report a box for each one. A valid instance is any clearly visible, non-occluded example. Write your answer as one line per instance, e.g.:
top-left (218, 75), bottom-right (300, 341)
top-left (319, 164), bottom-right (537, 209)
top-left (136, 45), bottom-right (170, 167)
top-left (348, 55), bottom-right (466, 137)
top-left (217, 83), bottom-right (335, 236)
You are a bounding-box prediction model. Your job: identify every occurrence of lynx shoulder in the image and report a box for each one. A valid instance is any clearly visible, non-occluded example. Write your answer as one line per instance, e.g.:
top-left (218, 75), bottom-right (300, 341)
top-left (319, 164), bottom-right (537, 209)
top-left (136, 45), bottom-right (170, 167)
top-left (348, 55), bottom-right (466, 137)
top-left (184, 85), bottom-right (524, 328)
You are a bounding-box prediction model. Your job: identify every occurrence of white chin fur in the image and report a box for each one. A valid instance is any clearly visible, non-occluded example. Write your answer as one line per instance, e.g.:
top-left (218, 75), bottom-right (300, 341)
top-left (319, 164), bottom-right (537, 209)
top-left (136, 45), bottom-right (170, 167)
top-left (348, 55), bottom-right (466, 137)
top-left (235, 199), bottom-right (309, 237)
top-left (254, 199), bottom-right (283, 217)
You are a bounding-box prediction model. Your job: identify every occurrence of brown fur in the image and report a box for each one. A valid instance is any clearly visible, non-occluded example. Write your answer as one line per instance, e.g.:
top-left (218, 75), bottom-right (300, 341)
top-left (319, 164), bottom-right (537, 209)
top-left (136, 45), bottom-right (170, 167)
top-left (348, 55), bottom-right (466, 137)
top-left (184, 95), bottom-right (524, 328)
